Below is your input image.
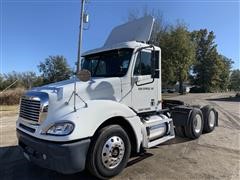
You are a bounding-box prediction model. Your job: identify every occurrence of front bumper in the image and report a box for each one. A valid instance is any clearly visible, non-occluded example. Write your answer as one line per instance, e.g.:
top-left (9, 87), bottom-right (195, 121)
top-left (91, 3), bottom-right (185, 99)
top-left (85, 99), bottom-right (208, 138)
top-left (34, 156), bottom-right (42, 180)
top-left (17, 129), bottom-right (91, 174)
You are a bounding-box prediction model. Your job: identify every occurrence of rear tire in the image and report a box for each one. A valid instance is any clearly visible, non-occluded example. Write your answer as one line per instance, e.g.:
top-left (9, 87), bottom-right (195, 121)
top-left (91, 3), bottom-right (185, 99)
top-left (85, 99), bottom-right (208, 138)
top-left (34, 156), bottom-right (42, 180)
top-left (86, 125), bottom-right (131, 179)
top-left (184, 108), bottom-right (204, 139)
top-left (201, 105), bottom-right (217, 133)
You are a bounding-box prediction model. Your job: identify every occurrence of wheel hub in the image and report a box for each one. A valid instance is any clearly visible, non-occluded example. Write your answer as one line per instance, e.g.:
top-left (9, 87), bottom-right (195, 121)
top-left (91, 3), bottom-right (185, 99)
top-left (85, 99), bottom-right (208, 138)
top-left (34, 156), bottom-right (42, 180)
top-left (112, 147), bottom-right (120, 157)
top-left (101, 136), bottom-right (125, 169)
top-left (193, 114), bottom-right (202, 133)
top-left (209, 110), bottom-right (215, 128)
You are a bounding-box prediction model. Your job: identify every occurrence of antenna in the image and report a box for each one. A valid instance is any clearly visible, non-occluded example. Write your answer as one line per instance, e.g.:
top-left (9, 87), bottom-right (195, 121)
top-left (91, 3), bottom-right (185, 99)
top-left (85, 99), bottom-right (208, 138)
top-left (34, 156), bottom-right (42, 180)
top-left (66, 0), bottom-right (89, 111)
top-left (76, 0), bottom-right (85, 73)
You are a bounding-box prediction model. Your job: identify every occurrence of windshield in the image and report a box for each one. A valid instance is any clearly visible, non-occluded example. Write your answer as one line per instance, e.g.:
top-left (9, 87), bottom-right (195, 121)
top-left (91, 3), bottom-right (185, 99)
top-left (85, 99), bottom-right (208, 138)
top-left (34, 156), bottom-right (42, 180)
top-left (81, 48), bottom-right (133, 77)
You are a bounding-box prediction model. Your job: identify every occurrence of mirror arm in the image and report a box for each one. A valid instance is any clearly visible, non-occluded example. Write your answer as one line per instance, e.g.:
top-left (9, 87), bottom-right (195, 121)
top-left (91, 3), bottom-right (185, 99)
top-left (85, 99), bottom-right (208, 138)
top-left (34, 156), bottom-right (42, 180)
top-left (135, 44), bottom-right (155, 53)
top-left (135, 44), bottom-right (156, 79)
top-left (151, 46), bottom-right (156, 79)
top-left (133, 44), bottom-right (156, 86)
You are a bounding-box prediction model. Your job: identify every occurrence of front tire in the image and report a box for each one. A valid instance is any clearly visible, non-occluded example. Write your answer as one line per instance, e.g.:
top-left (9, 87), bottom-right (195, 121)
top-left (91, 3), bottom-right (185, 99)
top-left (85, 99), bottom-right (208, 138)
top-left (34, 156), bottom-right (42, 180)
top-left (86, 125), bottom-right (131, 179)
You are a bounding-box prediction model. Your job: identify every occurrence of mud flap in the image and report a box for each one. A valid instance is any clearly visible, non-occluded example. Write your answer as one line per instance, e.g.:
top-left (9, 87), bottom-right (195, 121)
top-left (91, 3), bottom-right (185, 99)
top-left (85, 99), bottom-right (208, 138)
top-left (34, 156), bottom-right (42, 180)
top-left (215, 111), bottom-right (219, 126)
top-left (170, 105), bottom-right (193, 127)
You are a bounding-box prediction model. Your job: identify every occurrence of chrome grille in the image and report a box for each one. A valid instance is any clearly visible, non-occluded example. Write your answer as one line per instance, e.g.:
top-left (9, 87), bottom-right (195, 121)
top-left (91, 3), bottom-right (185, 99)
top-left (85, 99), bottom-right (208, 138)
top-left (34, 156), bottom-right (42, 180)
top-left (20, 98), bottom-right (41, 123)
top-left (19, 91), bottom-right (49, 126)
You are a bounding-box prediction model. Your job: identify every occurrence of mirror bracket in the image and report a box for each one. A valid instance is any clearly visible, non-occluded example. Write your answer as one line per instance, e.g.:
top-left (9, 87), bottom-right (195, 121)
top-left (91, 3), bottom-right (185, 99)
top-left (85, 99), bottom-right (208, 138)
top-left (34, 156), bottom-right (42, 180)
top-left (134, 44), bottom-right (156, 82)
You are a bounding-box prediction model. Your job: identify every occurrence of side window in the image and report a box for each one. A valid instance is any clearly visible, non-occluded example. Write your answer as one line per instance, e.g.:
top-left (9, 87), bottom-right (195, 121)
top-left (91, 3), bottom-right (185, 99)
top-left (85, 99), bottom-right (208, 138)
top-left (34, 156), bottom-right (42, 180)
top-left (134, 51), bottom-right (152, 75)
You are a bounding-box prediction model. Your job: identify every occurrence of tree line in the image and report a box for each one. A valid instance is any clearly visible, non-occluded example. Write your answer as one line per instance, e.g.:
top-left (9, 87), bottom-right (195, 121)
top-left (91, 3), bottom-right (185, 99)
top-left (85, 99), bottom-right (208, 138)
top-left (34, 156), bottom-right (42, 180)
top-left (0, 10), bottom-right (239, 92)
top-left (0, 56), bottom-right (72, 91)
top-left (0, 55), bottom-right (239, 92)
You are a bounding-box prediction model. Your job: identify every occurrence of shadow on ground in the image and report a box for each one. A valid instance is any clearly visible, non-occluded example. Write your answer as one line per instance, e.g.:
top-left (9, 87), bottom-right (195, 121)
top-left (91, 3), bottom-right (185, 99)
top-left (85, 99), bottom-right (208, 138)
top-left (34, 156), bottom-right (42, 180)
top-left (0, 146), bottom-right (157, 179)
top-left (0, 146), bottom-right (97, 180)
top-left (207, 96), bottom-right (240, 102)
top-left (0, 136), bottom-right (191, 180)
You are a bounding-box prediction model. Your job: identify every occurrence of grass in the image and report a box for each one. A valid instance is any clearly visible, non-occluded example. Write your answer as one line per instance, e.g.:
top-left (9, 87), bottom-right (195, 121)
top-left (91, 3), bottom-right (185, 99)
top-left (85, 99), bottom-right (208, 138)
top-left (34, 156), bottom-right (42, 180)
top-left (0, 88), bottom-right (25, 105)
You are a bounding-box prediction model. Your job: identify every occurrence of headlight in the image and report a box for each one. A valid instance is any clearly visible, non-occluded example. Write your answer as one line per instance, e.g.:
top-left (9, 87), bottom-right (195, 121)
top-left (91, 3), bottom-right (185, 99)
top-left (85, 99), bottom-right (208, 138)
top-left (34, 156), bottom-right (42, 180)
top-left (46, 122), bottom-right (74, 136)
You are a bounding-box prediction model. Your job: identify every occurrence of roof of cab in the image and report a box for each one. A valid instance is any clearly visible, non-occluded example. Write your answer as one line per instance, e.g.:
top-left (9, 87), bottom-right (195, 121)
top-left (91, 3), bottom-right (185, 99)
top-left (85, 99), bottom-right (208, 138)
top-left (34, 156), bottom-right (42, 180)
top-left (82, 41), bottom-right (160, 56)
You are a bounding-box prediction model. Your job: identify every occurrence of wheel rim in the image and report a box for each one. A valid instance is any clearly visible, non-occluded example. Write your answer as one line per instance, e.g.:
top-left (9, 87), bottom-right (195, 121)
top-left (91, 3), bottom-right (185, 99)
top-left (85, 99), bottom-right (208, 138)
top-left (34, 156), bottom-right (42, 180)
top-left (209, 110), bottom-right (215, 128)
top-left (193, 114), bottom-right (202, 133)
top-left (101, 136), bottom-right (125, 169)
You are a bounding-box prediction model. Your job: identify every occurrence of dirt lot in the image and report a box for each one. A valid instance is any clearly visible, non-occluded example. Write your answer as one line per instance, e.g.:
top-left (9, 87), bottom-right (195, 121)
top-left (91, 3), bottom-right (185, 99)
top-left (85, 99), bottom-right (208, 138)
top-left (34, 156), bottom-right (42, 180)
top-left (0, 93), bottom-right (239, 180)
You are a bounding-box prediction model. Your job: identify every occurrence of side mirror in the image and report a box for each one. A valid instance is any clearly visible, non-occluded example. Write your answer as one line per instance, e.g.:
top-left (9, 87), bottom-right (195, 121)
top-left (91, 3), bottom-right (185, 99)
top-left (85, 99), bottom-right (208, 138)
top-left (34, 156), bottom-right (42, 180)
top-left (77, 69), bottom-right (91, 82)
top-left (135, 45), bottom-right (156, 79)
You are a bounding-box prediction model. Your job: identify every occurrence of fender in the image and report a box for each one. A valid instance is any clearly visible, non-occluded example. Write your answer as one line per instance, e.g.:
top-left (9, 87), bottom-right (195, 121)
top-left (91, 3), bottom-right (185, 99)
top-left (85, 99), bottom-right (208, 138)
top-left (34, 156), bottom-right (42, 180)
top-left (70, 100), bottom-right (138, 139)
top-left (170, 105), bottom-right (193, 127)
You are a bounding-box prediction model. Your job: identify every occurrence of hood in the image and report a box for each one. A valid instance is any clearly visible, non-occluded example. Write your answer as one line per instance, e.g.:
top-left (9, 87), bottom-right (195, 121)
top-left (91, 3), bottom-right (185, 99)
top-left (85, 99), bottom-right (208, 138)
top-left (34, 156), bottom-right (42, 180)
top-left (33, 77), bottom-right (122, 103)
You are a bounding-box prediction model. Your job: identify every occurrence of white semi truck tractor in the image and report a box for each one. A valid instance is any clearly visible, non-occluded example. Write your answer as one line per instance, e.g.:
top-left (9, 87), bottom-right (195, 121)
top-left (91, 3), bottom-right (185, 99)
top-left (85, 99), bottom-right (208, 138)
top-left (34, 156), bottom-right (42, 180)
top-left (16, 16), bottom-right (218, 179)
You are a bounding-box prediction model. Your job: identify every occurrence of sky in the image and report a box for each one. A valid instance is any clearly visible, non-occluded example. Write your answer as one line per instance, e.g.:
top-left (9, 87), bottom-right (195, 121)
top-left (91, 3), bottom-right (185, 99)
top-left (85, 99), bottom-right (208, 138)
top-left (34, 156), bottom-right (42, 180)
top-left (0, 0), bottom-right (239, 74)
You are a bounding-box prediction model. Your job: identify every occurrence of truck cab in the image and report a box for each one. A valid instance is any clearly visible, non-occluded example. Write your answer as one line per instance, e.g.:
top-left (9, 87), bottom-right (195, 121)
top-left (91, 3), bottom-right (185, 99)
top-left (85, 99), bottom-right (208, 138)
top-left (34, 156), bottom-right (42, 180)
top-left (81, 41), bottom-right (161, 112)
top-left (16, 16), bottom-right (218, 179)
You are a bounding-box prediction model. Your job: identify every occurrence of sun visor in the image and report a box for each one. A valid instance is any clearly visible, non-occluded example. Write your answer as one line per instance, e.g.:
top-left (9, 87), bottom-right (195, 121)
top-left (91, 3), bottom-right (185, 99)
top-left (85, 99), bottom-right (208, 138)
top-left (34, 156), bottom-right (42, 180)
top-left (104, 16), bottom-right (155, 47)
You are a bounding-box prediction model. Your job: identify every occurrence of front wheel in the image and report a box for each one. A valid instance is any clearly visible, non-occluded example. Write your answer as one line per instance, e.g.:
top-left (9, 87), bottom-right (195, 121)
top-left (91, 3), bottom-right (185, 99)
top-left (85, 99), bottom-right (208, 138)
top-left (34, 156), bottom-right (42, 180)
top-left (86, 125), bottom-right (131, 179)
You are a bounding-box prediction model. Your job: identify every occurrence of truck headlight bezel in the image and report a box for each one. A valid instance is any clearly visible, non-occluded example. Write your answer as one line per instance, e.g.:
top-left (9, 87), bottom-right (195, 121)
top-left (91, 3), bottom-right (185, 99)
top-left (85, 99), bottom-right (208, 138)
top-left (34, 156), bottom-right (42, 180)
top-left (45, 121), bottom-right (75, 136)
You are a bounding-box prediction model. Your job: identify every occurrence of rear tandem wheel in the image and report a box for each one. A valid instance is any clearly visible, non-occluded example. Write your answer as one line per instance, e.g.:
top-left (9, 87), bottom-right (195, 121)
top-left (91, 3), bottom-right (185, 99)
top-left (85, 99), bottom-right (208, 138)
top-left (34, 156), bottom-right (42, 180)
top-left (175, 108), bottom-right (204, 139)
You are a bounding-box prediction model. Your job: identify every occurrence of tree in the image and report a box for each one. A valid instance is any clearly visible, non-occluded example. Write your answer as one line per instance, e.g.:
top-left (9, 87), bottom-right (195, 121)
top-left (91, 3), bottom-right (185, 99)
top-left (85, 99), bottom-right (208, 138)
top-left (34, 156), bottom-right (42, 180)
top-left (160, 31), bottom-right (177, 87)
top-left (33, 76), bottom-right (44, 87)
top-left (191, 29), bottom-right (218, 92)
top-left (0, 74), bottom-right (4, 90)
top-left (229, 69), bottom-right (240, 91)
top-left (38, 55), bottom-right (72, 84)
top-left (191, 29), bottom-right (212, 92)
top-left (191, 29), bottom-right (233, 92)
top-left (20, 72), bottom-right (39, 89)
top-left (217, 55), bottom-right (232, 91)
top-left (167, 24), bottom-right (196, 93)
top-left (0, 71), bottom-right (41, 90)
top-left (1, 71), bottom-right (20, 90)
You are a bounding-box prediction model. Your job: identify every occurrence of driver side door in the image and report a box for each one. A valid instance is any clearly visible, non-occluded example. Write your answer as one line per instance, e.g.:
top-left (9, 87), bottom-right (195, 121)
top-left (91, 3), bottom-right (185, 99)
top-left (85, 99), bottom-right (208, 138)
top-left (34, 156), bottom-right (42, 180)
top-left (131, 50), bottom-right (159, 113)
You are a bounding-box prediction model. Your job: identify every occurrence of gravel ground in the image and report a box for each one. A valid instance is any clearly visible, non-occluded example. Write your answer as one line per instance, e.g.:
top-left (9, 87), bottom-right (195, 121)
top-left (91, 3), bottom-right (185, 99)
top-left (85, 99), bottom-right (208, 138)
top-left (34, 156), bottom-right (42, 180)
top-left (0, 93), bottom-right (239, 180)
